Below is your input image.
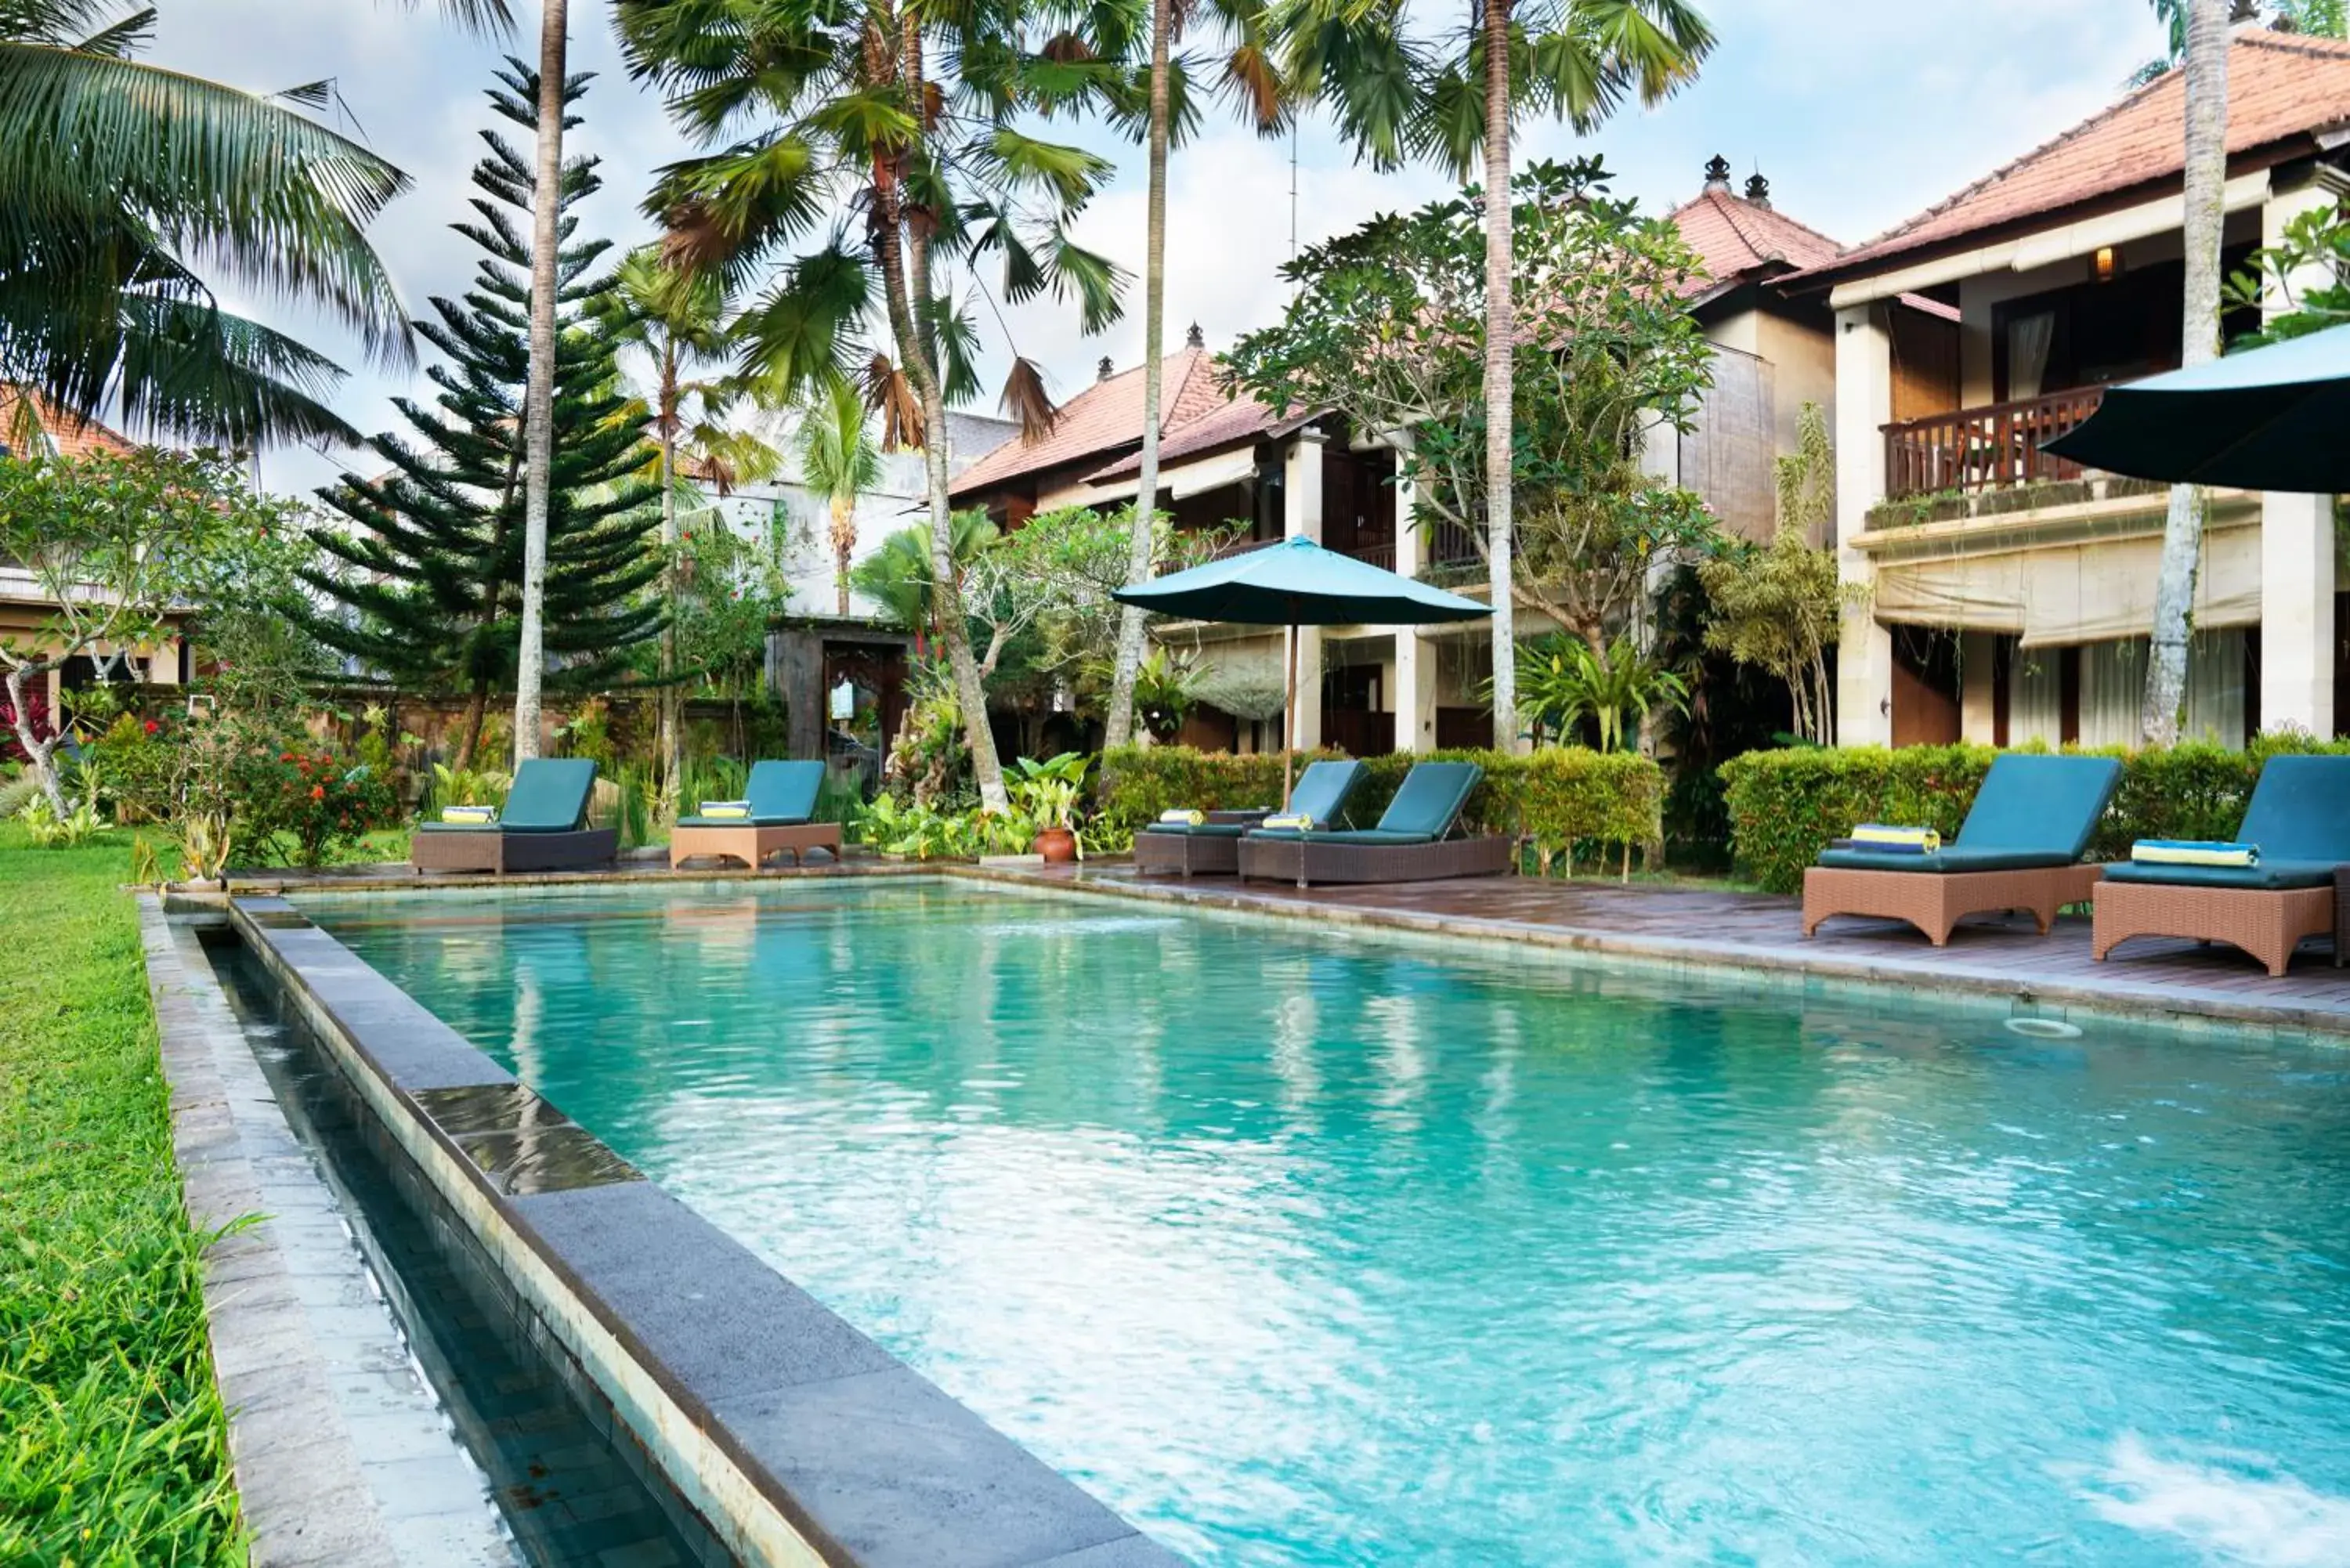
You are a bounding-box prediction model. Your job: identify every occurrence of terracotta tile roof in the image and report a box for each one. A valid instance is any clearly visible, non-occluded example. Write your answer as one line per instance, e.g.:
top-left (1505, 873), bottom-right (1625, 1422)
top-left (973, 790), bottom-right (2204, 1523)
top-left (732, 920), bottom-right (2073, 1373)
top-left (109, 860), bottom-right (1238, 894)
top-left (1084, 392), bottom-right (1311, 482)
top-left (0, 386), bottom-right (136, 461)
top-left (1809, 31), bottom-right (2350, 281)
top-left (949, 348), bottom-right (1234, 498)
top-left (1668, 187), bottom-right (1844, 298)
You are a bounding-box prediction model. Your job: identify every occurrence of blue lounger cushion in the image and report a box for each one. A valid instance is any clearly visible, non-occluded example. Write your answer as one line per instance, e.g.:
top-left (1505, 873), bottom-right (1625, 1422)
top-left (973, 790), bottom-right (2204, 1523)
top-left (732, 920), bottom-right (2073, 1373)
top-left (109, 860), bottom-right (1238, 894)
top-left (1817, 846), bottom-right (2079, 875)
top-left (2101, 754), bottom-right (2350, 889)
top-left (1142, 759), bottom-right (1369, 837)
top-left (2102, 858), bottom-right (2340, 891)
top-left (415, 757), bottom-right (596, 834)
top-left (1813, 753), bottom-right (2123, 875)
top-left (1247, 762), bottom-right (1483, 844)
top-left (678, 759), bottom-right (824, 829)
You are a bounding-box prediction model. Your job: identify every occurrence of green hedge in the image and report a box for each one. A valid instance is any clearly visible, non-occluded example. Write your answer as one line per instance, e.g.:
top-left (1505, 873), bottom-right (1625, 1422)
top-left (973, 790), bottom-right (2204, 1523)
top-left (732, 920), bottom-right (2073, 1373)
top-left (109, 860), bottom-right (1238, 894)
top-left (1719, 733), bottom-right (2350, 894)
top-left (1097, 744), bottom-right (1665, 871)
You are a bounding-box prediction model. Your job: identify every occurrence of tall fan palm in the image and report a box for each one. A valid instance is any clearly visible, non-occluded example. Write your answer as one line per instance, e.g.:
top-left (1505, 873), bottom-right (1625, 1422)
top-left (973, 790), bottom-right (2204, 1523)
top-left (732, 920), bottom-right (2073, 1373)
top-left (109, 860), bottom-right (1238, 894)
top-left (1279, 0), bottom-right (1712, 747)
top-left (602, 244), bottom-right (780, 793)
top-left (797, 378), bottom-right (884, 617)
top-left (1100, 0), bottom-right (1287, 750)
top-left (0, 0), bottom-right (428, 446)
top-left (2143, 0), bottom-right (2232, 742)
top-left (617, 0), bottom-right (1137, 809)
top-left (512, 0), bottom-right (570, 766)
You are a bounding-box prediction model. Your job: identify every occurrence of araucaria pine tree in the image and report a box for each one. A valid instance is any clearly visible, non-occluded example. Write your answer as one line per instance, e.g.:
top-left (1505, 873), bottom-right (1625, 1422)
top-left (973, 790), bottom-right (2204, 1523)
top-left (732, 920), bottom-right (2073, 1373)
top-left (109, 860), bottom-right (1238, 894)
top-left (302, 61), bottom-right (662, 767)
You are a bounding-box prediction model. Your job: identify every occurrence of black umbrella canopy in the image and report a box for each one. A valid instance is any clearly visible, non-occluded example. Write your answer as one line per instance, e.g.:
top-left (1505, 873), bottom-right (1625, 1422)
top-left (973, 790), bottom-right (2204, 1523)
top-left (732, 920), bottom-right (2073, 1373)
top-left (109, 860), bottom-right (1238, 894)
top-left (2041, 322), bottom-right (2350, 493)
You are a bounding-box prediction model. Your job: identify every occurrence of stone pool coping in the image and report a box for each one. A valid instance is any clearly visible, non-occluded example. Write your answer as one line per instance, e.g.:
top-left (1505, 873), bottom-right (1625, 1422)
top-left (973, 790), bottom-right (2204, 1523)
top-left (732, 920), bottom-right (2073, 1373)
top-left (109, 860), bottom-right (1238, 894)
top-left (143, 900), bottom-right (516, 1567)
top-left (225, 894), bottom-right (1182, 1568)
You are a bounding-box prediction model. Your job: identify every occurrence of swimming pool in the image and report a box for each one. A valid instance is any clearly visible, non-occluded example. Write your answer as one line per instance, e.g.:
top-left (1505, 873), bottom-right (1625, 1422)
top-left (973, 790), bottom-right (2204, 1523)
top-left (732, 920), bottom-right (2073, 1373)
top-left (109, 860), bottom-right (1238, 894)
top-left (306, 880), bottom-right (2350, 1566)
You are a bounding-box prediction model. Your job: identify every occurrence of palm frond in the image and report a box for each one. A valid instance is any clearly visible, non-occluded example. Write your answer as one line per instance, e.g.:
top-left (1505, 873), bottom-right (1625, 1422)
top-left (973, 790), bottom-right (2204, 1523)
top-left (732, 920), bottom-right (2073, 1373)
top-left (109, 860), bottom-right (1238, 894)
top-left (999, 355), bottom-right (1058, 443)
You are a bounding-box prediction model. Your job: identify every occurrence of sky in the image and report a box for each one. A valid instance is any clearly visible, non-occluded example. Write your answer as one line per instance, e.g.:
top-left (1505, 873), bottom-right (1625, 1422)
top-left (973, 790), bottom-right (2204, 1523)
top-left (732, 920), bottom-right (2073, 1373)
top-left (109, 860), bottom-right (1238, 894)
top-left (146, 0), bottom-right (2174, 497)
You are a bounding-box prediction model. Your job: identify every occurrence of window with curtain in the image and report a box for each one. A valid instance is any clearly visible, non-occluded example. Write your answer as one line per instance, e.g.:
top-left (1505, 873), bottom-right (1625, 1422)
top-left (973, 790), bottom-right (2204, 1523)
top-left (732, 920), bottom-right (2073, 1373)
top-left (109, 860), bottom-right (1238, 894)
top-left (2077, 638), bottom-right (2148, 749)
top-left (2183, 628), bottom-right (2247, 748)
top-left (2008, 647), bottom-right (2063, 744)
top-left (2007, 311), bottom-right (2056, 403)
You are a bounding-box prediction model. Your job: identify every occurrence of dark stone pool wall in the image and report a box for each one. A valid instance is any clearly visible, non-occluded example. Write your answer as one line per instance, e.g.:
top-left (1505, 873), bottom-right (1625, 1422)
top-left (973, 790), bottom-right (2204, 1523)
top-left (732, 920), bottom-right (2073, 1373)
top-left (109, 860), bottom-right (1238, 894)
top-left (229, 894), bottom-right (1183, 1568)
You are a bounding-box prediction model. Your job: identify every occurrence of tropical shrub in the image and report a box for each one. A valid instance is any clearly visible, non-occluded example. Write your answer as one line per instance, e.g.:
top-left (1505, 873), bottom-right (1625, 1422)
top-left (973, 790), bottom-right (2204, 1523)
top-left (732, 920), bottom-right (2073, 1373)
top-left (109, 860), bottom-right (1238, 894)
top-left (1718, 733), bottom-right (2350, 894)
top-left (257, 749), bottom-right (400, 868)
top-left (17, 794), bottom-right (106, 847)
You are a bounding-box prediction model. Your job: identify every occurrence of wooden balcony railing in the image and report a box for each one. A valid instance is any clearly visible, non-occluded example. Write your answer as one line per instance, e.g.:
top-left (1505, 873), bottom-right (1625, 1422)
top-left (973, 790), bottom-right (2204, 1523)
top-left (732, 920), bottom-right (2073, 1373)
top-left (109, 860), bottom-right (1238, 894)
top-left (1423, 521), bottom-right (1480, 570)
top-left (1882, 387), bottom-right (2106, 501)
top-left (1345, 541), bottom-right (1396, 571)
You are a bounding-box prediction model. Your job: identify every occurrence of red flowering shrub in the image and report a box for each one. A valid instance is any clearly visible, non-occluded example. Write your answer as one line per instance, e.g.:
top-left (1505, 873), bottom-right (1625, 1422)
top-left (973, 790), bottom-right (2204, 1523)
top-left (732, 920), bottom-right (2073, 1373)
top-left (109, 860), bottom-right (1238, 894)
top-left (256, 749), bottom-right (400, 868)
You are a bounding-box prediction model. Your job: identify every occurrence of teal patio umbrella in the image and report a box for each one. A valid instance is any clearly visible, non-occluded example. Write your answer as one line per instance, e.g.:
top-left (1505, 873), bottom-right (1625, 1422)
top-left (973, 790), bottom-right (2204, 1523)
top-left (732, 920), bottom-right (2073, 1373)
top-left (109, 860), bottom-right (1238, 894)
top-left (1112, 535), bottom-right (1491, 795)
top-left (2041, 321), bottom-right (2350, 491)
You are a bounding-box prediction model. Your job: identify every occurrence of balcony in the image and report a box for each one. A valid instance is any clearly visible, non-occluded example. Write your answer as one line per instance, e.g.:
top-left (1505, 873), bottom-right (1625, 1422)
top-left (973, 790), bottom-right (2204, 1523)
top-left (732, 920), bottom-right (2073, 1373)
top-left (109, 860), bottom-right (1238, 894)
top-left (1882, 387), bottom-right (2106, 502)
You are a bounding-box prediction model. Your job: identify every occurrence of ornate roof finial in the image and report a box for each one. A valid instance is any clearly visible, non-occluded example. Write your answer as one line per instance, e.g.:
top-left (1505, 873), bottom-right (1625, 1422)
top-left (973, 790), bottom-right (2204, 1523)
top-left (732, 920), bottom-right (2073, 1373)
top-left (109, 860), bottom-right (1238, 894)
top-left (1744, 170), bottom-right (1771, 209)
top-left (1097, 356), bottom-right (1115, 381)
top-left (1702, 154), bottom-right (1733, 194)
top-left (1184, 321), bottom-right (1205, 349)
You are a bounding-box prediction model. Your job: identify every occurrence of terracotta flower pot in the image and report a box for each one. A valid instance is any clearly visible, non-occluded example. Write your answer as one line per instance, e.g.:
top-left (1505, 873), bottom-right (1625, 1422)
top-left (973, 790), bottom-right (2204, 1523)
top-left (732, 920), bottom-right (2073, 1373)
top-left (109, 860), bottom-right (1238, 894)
top-left (1034, 826), bottom-right (1078, 864)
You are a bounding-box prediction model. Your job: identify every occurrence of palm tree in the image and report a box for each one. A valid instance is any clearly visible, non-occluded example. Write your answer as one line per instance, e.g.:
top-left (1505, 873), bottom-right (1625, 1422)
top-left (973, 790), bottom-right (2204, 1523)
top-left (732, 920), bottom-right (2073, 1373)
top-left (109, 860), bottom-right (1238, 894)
top-left (1281, 0), bottom-right (1712, 749)
top-left (0, 2), bottom-right (432, 446)
top-left (602, 244), bottom-right (780, 796)
top-left (1101, 0), bottom-right (1286, 750)
top-left (512, 0), bottom-right (569, 767)
top-left (617, 0), bottom-right (1136, 809)
top-left (2143, 0), bottom-right (2231, 743)
top-left (797, 378), bottom-right (884, 617)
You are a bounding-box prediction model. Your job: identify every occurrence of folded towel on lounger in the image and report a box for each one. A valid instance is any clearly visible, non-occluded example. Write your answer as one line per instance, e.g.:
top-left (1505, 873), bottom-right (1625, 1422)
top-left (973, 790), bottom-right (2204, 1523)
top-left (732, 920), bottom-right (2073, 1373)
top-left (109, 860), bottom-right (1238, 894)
top-left (1157, 808), bottom-right (1206, 826)
top-left (1850, 823), bottom-right (1940, 852)
top-left (1828, 836), bottom-right (1929, 855)
top-left (2131, 839), bottom-right (2261, 868)
top-left (1260, 813), bottom-right (1317, 831)
top-left (700, 800), bottom-right (751, 819)
top-left (439, 804), bottom-right (498, 825)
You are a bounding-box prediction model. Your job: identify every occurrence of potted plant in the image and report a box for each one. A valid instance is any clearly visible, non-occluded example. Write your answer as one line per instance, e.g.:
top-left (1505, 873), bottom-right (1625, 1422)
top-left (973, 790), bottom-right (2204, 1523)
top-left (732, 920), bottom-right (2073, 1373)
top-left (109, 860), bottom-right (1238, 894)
top-left (1009, 752), bottom-right (1089, 863)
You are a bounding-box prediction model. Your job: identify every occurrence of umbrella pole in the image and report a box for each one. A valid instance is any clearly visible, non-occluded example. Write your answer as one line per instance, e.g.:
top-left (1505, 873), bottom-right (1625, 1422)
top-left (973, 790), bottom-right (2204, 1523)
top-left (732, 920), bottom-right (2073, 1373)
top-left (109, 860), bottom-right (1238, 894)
top-left (1283, 617), bottom-right (1297, 805)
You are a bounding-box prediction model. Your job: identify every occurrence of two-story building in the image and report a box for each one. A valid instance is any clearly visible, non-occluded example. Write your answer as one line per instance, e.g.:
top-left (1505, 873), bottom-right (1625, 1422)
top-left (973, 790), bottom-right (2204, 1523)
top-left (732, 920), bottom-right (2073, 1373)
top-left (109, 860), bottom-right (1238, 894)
top-left (1787, 27), bottom-right (2350, 750)
top-left (950, 160), bottom-right (1853, 754)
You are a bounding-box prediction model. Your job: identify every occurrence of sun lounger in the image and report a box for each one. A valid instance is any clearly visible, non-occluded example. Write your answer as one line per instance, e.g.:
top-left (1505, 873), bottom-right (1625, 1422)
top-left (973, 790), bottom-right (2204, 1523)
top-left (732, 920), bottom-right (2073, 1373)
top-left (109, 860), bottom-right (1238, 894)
top-left (2093, 753), bottom-right (2350, 977)
top-left (411, 757), bottom-right (616, 875)
top-left (1238, 761), bottom-right (1509, 887)
top-left (1802, 753), bottom-right (2122, 945)
top-left (1134, 759), bottom-right (1368, 877)
top-left (670, 760), bottom-right (843, 870)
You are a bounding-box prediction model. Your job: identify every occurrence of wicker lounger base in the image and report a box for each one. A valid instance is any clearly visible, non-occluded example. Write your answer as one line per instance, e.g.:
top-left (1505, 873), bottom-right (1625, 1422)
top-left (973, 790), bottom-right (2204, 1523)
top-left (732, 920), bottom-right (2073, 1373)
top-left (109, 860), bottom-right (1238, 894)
top-left (1133, 831), bottom-right (1241, 877)
top-left (410, 827), bottom-right (619, 875)
top-left (668, 822), bottom-right (843, 871)
top-left (2092, 878), bottom-right (2333, 977)
top-left (1802, 862), bottom-right (2104, 946)
top-left (1238, 833), bottom-right (1513, 888)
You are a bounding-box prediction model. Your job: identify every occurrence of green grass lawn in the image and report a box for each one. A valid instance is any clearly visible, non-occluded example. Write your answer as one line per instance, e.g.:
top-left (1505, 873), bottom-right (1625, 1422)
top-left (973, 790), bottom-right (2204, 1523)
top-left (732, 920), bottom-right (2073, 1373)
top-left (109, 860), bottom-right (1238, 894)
top-left (0, 823), bottom-right (243, 1565)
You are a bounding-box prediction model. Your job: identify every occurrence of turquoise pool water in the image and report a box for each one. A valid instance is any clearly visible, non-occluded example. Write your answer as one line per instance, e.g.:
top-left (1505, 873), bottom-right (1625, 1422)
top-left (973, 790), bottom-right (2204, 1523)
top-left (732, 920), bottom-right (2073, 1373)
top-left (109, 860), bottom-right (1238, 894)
top-left (309, 881), bottom-right (2350, 1566)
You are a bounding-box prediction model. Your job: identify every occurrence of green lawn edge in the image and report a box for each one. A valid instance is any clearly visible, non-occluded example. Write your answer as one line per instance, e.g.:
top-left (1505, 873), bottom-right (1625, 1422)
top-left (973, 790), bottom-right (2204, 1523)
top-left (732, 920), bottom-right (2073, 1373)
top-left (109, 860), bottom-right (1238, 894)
top-left (0, 822), bottom-right (244, 1565)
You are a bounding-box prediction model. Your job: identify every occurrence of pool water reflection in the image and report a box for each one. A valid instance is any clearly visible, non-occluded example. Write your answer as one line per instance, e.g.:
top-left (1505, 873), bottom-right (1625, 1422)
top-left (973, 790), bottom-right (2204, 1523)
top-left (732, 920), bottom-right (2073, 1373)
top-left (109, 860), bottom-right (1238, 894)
top-left (309, 881), bottom-right (2350, 1567)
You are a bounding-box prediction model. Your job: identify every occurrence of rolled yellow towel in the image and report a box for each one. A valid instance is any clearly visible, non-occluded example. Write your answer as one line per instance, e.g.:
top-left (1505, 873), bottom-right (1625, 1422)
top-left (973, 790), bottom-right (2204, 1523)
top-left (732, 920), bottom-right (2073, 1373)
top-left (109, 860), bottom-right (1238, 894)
top-left (1851, 823), bottom-right (1940, 852)
top-left (700, 800), bottom-right (751, 819)
top-left (1260, 814), bottom-right (1314, 831)
top-left (2131, 840), bottom-right (2259, 868)
top-left (439, 804), bottom-right (497, 825)
top-left (1156, 808), bottom-right (1206, 826)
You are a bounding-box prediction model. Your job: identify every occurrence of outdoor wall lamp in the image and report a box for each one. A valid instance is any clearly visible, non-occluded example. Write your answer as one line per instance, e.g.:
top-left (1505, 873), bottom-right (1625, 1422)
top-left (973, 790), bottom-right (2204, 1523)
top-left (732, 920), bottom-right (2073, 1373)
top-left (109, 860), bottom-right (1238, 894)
top-left (2094, 245), bottom-right (2120, 284)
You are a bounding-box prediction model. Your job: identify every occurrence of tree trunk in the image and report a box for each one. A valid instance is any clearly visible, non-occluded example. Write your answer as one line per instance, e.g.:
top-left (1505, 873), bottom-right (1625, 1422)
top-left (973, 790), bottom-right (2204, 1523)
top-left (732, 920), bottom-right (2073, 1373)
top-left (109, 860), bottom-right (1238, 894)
top-left (889, 15), bottom-right (1008, 810)
top-left (512, 0), bottom-right (567, 768)
top-left (2144, 0), bottom-right (2229, 744)
top-left (1102, 0), bottom-right (1173, 753)
top-left (457, 684), bottom-right (489, 771)
top-left (658, 338), bottom-right (682, 807)
top-left (3, 664), bottom-right (66, 817)
top-left (1480, 0), bottom-right (1519, 750)
top-left (833, 496), bottom-right (855, 616)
